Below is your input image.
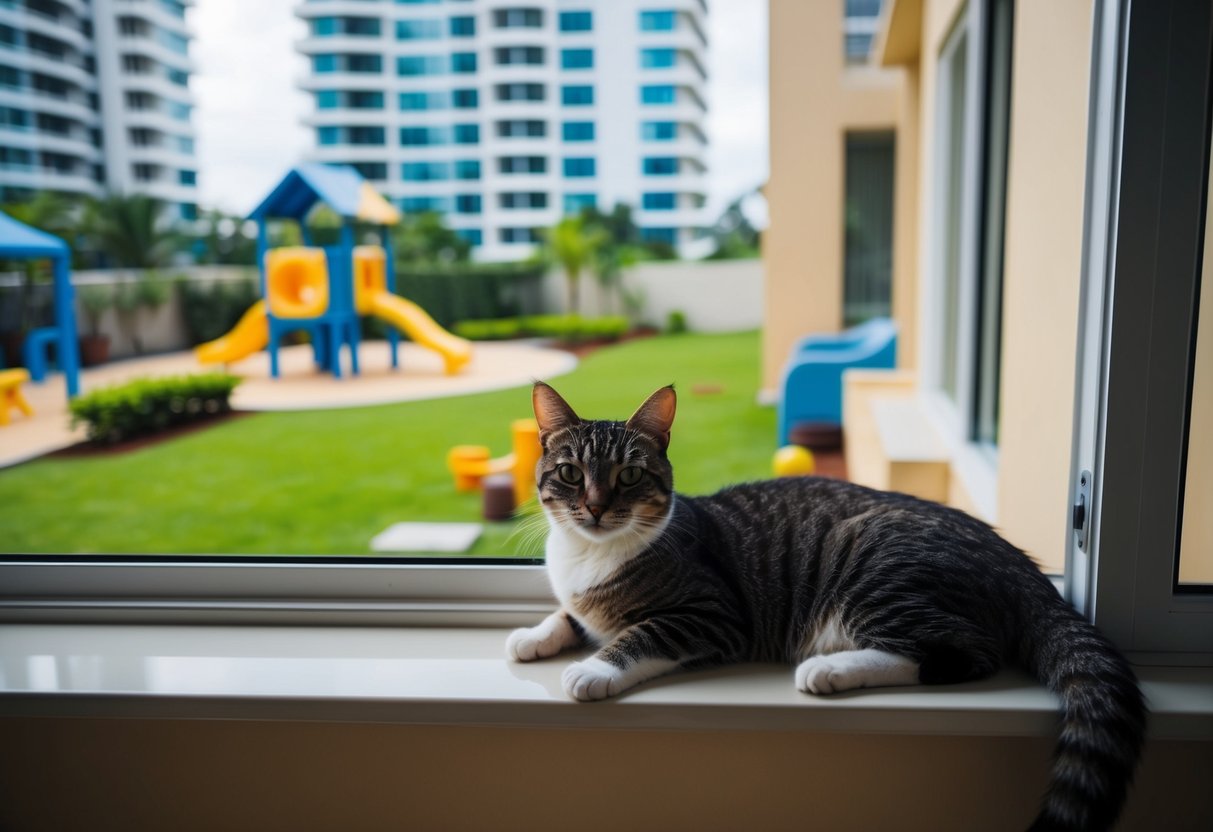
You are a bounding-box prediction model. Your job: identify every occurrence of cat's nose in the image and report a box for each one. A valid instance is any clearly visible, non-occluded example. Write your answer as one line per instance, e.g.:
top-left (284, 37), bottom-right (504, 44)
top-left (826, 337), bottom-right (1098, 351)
top-left (587, 505), bottom-right (604, 520)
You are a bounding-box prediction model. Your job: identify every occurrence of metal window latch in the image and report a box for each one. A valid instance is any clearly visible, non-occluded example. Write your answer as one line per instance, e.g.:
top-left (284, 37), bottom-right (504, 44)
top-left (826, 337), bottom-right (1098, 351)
top-left (1072, 470), bottom-right (1092, 551)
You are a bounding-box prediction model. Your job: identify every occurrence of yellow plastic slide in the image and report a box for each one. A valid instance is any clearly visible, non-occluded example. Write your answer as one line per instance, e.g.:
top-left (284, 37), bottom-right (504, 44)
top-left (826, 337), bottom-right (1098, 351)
top-left (195, 300), bottom-right (269, 365)
top-left (366, 291), bottom-right (472, 374)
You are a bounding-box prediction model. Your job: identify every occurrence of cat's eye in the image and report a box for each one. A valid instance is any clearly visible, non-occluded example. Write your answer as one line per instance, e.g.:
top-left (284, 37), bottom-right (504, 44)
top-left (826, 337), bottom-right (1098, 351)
top-left (618, 466), bottom-right (644, 487)
top-left (557, 463), bottom-right (583, 485)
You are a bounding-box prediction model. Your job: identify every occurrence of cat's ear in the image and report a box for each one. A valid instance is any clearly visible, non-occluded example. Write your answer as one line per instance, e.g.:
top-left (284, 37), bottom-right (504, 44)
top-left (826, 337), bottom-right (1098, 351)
top-left (627, 385), bottom-right (676, 450)
top-left (533, 382), bottom-right (581, 445)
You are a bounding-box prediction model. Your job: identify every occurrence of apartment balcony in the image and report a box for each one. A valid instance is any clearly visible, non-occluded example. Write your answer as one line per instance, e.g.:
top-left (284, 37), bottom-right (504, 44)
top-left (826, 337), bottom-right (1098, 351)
top-left (296, 72), bottom-right (389, 91)
top-left (307, 145), bottom-right (394, 164)
top-left (295, 35), bottom-right (386, 56)
top-left (294, 0), bottom-right (385, 20)
top-left (0, 87), bottom-right (98, 126)
top-left (301, 108), bottom-right (392, 127)
top-left (124, 108), bottom-right (196, 137)
top-left (0, 164), bottom-right (100, 197)
top-left (640, 135), bottom-right (710, 161)
top-left (118, 34), bottom-right (195, 73)
top-left (0, 7), bottom-right (90, 53)
top-left (0, 127), bottom-right (102, 161)
top-left (115, 0), bottom-right (192, 38)
top-left (1, 47), bottom-right (94, 89)
top-left (121, 72), bottom-right (195, 106)
top-left (127, 143), bottom-right (194, 169)
top-left (636, 27), bottom-right (707, 54)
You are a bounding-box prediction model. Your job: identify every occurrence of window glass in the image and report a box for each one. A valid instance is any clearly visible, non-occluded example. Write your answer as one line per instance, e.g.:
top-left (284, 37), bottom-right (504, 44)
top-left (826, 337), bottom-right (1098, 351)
top-left (639, 10), bottom-right (676, 31)
top-left (561, 49), bottom-right (594, 70)
top-left (559, 11), bottom-right (592, 32)
top-left (563, 156), bottom-right (596, 177)
top-left (561, 85), bottom-right (594, 106)
top-left (640, 84), bottom-right (677, 105)
top-left (562, 121), bottom-right (595, 142)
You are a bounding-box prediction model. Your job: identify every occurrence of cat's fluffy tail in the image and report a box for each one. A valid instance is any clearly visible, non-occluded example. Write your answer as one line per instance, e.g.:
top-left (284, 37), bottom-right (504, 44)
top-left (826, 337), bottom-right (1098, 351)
top-left (1019, 583), bottom-right (1146, 832)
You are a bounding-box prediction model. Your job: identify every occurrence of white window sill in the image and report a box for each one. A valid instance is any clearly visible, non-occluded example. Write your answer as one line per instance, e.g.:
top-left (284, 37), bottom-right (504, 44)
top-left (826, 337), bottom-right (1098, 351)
top-left (1, 624), bottom-right (1209, 739)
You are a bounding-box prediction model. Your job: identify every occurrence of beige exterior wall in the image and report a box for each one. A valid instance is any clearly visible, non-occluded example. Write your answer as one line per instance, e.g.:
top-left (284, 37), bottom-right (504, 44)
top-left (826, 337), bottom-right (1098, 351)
top-left (2, 718), bottom-right (1210, 831)
top-left (763, 0), bottom-right (907, 394)
top-left (995, 0), bottom-right (1095, 572)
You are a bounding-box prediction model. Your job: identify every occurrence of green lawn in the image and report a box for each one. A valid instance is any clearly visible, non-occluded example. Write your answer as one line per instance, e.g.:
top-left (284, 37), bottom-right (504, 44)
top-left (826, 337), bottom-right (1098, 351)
top-left (0, 331), bottom-right (775, 557)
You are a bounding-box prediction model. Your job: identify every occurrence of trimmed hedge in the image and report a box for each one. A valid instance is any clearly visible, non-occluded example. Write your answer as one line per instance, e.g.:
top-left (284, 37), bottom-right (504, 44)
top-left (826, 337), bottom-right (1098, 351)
top-left (454, 314), bottom-right (630, 343)
top-left (394, 263), bottom-right (546, 329)
top-left (69, 373), bottom-right (242, 444)
top-left (178, 275), bottom-right (260, 346)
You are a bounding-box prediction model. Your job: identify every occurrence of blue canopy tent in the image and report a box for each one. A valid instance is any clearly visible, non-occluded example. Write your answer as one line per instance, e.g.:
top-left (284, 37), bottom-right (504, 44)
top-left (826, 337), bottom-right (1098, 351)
top-left (247, 163), bottom-right (401, 379)
top-left (0, 211), bottom-right (80, 398)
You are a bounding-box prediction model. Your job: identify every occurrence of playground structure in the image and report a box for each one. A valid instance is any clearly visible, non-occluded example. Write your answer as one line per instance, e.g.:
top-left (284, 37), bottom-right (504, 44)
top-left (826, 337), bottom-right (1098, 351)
top-left (197, 164), bottom-right (472, 377)
top-left (448, 419), bottom-right (542, 510)
top-left (0, 211), bottom-right (80, 414)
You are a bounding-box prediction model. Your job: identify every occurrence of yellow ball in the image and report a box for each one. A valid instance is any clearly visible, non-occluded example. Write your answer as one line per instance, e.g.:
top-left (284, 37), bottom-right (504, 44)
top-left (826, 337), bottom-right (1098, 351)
top-left (773, 445), bottom-right (816, 477)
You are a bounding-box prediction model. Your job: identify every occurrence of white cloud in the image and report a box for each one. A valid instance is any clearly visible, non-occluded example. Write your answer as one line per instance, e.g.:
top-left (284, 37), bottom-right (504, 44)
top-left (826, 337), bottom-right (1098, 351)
top-left (190, 0), bottom-right (769, 223)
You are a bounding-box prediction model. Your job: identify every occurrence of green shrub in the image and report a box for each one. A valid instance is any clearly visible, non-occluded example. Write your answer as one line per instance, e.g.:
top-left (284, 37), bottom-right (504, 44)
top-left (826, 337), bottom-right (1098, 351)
top-left (454, 314), bottom-right (629, 343)
top-left (665, 310), bottom-right (688, 335)
top-left (394, 263), bottom-right (546, 329)
top-left (178, 276), bottom-right (260, 345)
top-left (69, 373), bottom-right (241, 444)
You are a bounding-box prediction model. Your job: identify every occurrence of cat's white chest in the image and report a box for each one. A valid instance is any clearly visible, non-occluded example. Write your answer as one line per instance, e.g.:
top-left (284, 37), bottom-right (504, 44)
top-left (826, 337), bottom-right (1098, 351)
top-left (543, 527), bottom-right (645, 643)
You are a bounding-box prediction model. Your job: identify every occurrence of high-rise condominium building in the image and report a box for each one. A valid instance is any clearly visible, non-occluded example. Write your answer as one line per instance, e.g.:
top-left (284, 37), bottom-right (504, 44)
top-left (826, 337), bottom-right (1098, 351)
top-left (297, 0), bottom-right (709, 261)
top-left (0, 0), bottom-right (199, 220)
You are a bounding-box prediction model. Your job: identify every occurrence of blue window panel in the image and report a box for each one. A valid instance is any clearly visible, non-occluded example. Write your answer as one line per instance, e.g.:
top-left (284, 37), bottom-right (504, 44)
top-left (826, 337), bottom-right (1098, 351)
top-left (561, 85), bottom-right (594, 106)
top-left (176, 135), bottom-right (195, 153)
top-left (347, 54), bottom-right (382, 73)
top-left (313, 54), bottom-right (337, 74)
top-left (400, 126), bottom-right (447, 146)
top-left (453, 123), bottom-right (480, 144)
top-left (316, 90), bottom-right (340, 109)
top-left (178, 169), bottom-right (197, 186)
top-left (347, 126), bottom-right (386, 145)
top-left (640, 227), bottom-right (678, 244)
top-left (455, 194), bottom-right (482, 214)
top-left (563, 157), bottom-right (596, 178)
top-left (167, 68), bottom-right (188, 86)
top-left (317, 126), bottom-right (341, 146)
top-left (402, 162), bottom-right (450, 181)
top-left (397, 55), bottom-right (446, 76)
top-left (159, 1), bottom-right (186, 20)
top-left (641, 121), bottom-right (678, 141)
top-left (640, 85), bottom-right (677, 105)
top-left (640, 48), bottom-right (677, 69)
top-left (451, 88), bottom-right (479, 109)
top-left (561, 48), bottom-right (593, 70)
top-left (642, 192), bottom-right (677, 210)
top-left (450, 15), bottom-right (476, 37)
top-left (563, 193), bottom-right (596, 214)
top-left (499, 227), bottom-right (540, 244)
top-left (401, 196), bottom-right (451, 213)
top-left (642, 156), bottom-right (679, 175)
top-left (451, 52), bottom-right (478, 73)
top-left (562, 121), bottom-right (595, 142)
top-left (399, 91), bottom-right (446, 110)
top-left (454, 228), bottom-right (483, 246)
top-left (350, 162), bottom-right (387, 180)
top-left (312, 17), bottom-right (338, 36)
top-left (396, 19), bottom-right (443, 40)
top-left (179, 202), bottom-right (198, 221)
top-left (639, 10), bottom-right (677, 31)
top-left (453, 159), bottom-right (481, 180)
top-left (348, 91), bottom-right (384, 109)
top-left (158, 28), bottom-right (189, 55)
top-left (167, 101), bottom-right (192, 120)
top-left (559, 11), bottom-right (592, 32)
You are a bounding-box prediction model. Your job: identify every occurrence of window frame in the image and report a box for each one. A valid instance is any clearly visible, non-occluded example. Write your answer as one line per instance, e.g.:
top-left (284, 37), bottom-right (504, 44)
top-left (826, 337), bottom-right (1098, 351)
top-left (1066, 0), bottom-right (1213, 664)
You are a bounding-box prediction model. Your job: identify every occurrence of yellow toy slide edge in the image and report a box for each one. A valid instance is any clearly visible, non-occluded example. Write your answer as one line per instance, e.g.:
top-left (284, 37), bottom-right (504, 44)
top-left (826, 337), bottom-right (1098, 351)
top-left (366, 291), bottom-right (472, 375)
top-left (195, 300), bottom-right (269, 365)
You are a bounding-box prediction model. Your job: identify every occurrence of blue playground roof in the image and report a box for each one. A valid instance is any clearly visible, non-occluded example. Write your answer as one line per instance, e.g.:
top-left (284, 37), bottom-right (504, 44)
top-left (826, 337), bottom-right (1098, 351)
top-left (249, 163), bottom-right (401, 225)
top-left (0, 210), bottom-right (68, 260)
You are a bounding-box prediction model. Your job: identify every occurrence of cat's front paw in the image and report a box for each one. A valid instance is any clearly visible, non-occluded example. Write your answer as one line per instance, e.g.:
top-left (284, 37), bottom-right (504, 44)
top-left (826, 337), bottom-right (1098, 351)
top-left (506, 626), bottom-right (563, 662)
top-left (795, 654), bottom-right (852, 695)
top-left (561, 657), bottom-right (623, 701)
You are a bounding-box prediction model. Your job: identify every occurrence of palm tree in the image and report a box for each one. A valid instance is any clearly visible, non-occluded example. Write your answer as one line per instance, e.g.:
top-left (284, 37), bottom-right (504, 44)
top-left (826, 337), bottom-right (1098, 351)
top-left (83, 192), bottom-right (178, 268)
top-left (544, 216), bottom-right (604, 314)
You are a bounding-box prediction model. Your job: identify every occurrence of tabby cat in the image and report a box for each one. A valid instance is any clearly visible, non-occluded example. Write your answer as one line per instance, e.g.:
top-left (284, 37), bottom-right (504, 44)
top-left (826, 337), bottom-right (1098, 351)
top-left (507, 382), bottom-right (1145, 832)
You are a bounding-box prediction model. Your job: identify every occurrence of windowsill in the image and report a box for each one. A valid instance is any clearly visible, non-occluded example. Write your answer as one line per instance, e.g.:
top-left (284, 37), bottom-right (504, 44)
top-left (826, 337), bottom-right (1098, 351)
top-left (1, 624), bottom-right (1209, 739)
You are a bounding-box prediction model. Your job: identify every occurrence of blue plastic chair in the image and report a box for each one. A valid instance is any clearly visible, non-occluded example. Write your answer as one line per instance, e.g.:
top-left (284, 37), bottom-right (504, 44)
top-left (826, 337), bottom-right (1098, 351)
top-left (777, 318), bottom-right (898, 446)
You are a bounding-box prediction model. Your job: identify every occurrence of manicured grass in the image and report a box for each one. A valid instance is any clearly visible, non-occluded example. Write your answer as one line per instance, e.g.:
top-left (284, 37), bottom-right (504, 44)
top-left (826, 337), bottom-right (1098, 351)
top-left (0, 332), bottom-right (775, 557)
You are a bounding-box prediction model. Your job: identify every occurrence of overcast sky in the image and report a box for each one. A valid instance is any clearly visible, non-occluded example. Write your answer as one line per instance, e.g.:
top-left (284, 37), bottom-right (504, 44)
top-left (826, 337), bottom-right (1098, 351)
top-left (192, 0), bottom-right (767, 219)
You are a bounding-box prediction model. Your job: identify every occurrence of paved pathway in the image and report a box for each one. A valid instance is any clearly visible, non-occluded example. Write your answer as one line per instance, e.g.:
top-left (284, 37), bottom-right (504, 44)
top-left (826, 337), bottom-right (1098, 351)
top-left (0, 340), bottom-right (577, 469)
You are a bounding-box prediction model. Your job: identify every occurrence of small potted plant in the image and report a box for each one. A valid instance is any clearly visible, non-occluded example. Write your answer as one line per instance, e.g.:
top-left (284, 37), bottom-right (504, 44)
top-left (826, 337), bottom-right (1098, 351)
top-left (77, 284), bottom-right (112, 366)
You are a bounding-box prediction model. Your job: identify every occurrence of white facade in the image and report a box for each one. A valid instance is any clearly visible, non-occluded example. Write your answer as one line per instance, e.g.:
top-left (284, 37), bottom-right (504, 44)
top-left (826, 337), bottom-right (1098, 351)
top-left (0, 0), bottom-right (199, 219)
top-left (296, 0), bottom-right (709, 261)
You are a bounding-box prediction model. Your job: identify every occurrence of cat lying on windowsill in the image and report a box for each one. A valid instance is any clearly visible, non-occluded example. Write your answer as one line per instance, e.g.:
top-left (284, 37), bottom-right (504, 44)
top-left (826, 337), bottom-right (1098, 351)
top-left (508, 382), bottom-right (1144, 832)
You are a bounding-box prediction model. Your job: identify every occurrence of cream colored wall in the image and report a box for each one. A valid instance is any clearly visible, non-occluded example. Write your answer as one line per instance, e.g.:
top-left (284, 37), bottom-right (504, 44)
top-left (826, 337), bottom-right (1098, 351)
top-left (1179, 140), bottom-right (1213, 584)
top-left (994, 0), bottom-right (1094, 573)
top-left (2, 718), bottom-right (1209, 831)
top-left (763, 0), bottom-right (905, 394)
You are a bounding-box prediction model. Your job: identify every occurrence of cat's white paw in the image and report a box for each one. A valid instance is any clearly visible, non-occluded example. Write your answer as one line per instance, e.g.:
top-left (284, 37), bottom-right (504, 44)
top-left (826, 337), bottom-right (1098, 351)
top-left (795, 649), bottom-right (921, 695)
top-left (506, 626), bottom-right (561, 662)
top-left (562, 657), bottom-right (623, 701)
top-left (796, 655), bottom-right (853, 695)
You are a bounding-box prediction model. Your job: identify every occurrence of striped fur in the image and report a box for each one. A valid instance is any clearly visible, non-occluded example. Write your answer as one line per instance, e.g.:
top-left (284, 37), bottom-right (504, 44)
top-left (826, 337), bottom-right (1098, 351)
top-left (512, 383), bottom-right (1145, 831)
